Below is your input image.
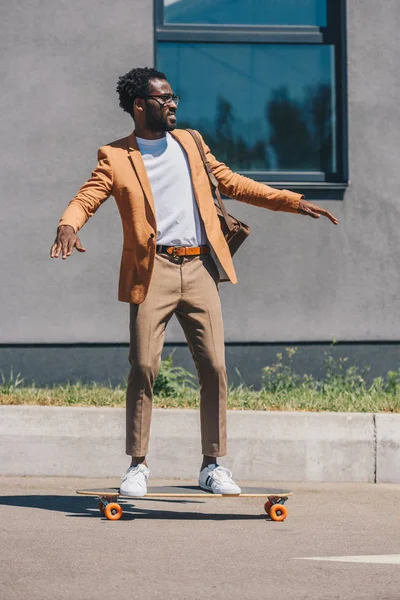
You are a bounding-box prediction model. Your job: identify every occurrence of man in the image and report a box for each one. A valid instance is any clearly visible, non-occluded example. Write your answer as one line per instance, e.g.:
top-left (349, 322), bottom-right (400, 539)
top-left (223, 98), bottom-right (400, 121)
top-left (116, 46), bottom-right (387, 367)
top-left (50, 67), bottom-right (338, 497)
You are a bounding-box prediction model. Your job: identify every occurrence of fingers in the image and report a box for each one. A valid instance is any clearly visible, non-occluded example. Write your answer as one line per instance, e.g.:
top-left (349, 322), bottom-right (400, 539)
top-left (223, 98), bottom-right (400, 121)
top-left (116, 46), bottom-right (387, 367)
top-left (313, 206), bottom-right (338, 225)
top-left (299, 201), bottom-right (338, 224)
top-left (50, 229), bottom-right (85, 259)
top-left (75, 238), bottom-right (86, 253)
top-left (66, 238), bottom-right (75, 257)
top-left (307, 208), bottom-right (321, 219)
top-left (61, 238), bottom-right (69, 259)
top-left (50, 240), bottom-right (62, 258)
top-left (299, 204), bottom-right (320, 219)
top-left (66, 237), bottom-right (86, 256)
top-left (323, 210), bottom-right (339, 225)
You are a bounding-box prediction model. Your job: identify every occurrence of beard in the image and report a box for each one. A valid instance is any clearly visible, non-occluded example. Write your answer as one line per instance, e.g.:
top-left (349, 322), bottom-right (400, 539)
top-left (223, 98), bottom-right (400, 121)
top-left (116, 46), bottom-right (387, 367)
top-left (145, 106), bottom-right (176, 132)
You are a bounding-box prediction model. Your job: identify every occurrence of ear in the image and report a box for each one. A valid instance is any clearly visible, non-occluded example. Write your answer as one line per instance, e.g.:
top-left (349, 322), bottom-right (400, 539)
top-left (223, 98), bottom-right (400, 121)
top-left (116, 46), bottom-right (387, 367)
top-left (133, 98), bottom-right (145, 113)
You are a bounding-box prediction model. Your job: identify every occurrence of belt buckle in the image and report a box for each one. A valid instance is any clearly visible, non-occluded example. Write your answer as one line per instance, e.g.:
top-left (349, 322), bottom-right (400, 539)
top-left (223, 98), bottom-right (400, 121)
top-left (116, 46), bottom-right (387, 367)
top-left (171, 246), bottom-right (184, 264)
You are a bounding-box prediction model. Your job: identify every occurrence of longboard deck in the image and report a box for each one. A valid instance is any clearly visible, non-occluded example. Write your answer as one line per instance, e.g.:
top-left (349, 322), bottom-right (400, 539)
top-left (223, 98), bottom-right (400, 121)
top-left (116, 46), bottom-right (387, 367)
top-left (77, 486), bottom-right (292, 521)
top-left (77, 486), bottom-right (292, 499)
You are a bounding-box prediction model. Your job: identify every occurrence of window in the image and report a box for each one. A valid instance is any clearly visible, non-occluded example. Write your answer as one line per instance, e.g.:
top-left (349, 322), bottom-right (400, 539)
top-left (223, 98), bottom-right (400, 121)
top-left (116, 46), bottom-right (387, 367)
top-left (163, 0), bottom-right (327, 27)
top-left (155, 0), bottom-right (347, 185)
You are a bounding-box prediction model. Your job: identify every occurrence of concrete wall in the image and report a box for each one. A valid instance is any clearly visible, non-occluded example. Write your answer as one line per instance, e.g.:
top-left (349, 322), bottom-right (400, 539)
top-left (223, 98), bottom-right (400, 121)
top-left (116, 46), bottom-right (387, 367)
top-left (1, 1), bottom-right (399, 382)
top-left (0, 406), bottom-right (378, 482)
top-left (5, 405), bottom-right (400, 482)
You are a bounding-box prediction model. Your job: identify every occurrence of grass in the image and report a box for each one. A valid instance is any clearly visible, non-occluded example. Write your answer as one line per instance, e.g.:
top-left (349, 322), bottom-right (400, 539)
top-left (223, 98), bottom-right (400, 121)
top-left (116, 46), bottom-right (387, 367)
top-left (1, 348), bottom-right (400, 413)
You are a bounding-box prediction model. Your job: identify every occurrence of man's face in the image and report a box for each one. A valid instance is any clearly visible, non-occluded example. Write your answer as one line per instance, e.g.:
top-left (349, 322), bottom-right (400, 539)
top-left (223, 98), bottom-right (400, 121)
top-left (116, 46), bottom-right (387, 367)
top-left (143, 79), bottom-right (178, 132)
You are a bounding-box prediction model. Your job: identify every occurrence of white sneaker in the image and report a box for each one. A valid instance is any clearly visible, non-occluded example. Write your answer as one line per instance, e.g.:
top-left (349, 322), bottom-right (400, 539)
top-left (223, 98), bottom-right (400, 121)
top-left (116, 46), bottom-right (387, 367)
top-left (199, 464), bottom-right (241, 495)
top-left (120, 464), bottom-right (149, 497)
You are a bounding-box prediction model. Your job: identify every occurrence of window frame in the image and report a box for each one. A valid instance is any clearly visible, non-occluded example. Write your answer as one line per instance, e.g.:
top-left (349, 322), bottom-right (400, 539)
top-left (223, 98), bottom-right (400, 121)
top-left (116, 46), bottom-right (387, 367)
top-left (154, 0), bottom-right (348, 190)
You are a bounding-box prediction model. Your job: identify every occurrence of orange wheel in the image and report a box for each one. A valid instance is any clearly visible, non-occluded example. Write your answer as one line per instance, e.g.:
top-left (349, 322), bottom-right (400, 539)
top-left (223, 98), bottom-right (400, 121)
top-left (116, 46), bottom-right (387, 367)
top-left (269, 504), bottom-right (287, 522)
top-left (104, 502), bottom-right (123, 521)
top-left (264, 501), bottom-right (272, 514)
top-left (98, 501), bottom-right (105, 514)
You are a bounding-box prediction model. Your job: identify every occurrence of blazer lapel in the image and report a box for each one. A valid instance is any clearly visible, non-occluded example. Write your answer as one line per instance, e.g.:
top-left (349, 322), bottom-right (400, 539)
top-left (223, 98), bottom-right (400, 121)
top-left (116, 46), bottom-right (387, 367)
top-left (170, 130), bottom-right (201, 180)
top-left (127, 131), bottom-right (156, 225)
top-left (170, 130), bottom-right (205, 216)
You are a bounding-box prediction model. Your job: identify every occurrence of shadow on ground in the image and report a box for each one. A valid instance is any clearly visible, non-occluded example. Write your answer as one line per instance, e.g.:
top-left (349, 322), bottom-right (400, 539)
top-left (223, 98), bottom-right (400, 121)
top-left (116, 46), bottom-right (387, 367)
top-left (0, 495), bottom-right (274, 522)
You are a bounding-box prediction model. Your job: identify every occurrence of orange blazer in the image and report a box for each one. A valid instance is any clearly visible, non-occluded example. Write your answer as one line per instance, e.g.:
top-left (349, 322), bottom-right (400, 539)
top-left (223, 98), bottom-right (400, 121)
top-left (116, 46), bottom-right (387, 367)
top-left (58, 129), bottom-right (303, 304)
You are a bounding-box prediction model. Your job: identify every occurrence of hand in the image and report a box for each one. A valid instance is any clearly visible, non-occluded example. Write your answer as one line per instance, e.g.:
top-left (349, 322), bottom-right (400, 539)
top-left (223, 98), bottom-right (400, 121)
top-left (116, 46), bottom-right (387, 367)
top-left (298, 199), bottom-right (338, 225)
top-left (50, 225), bottom-right (86, 259)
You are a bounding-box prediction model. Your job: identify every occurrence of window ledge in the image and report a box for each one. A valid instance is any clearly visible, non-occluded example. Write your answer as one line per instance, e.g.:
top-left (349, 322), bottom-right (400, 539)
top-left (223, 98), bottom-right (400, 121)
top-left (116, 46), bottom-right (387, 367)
top-left (226, 182), bottom-right (349, 201)
top-left (271, 182), bottom-right (348, 200)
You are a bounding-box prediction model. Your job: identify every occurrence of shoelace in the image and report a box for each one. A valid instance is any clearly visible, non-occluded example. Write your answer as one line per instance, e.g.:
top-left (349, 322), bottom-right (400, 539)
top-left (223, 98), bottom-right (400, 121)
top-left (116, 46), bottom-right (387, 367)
top-left (209, 466), bottom-right (233, 483)
top-left (124, 465), bottom-right (147, 481)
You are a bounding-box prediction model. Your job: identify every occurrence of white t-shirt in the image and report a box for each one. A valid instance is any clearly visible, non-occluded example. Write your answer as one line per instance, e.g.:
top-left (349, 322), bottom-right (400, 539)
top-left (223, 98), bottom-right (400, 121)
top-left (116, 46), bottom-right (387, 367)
top-left (136, 133), bottom-right (207, 246)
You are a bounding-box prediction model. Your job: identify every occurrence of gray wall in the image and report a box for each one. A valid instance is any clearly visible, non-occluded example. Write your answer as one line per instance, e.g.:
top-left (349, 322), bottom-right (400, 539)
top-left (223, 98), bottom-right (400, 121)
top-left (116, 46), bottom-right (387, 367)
top-left (1, 1), bottom-right (400, 383)
top-left (1, 0), bottom-right (153, 345)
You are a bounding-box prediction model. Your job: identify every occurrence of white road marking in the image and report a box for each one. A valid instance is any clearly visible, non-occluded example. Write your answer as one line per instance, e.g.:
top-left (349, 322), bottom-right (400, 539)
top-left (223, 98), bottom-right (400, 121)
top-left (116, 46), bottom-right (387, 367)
top-left (295, 555), bottom-right (400, 564)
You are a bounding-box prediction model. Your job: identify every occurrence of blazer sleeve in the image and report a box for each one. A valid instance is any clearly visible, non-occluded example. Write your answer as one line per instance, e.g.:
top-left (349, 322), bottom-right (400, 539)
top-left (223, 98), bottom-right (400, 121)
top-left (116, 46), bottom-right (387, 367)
top-left (58, 146), bottom-right (113, 233)
top-left (195, 131), bottom-right (303, 214)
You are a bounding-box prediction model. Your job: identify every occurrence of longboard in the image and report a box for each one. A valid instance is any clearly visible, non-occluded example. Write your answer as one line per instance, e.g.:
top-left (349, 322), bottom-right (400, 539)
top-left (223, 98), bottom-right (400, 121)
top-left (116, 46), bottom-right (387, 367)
top-left (76, 485), bottom-right (292, 521)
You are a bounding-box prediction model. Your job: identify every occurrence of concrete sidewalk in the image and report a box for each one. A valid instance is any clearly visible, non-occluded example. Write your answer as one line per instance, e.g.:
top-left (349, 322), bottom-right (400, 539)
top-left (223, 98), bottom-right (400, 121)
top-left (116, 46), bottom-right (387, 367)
top-left (1, 406), bottom-right (400, 482)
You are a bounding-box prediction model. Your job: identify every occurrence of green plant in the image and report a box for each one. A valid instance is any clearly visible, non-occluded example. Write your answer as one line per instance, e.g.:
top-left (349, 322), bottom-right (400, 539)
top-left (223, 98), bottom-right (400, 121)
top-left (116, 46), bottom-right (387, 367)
top-left (321, 353), bottom-right (370, 395)
top-left (384, 369), bottom-right (400, 395)
top-left (261, 347), bottom-right (301, 395)
top-left (1, 368), bottom-right (24, 394)
top-left (153, 351), bottom-right (197, 397)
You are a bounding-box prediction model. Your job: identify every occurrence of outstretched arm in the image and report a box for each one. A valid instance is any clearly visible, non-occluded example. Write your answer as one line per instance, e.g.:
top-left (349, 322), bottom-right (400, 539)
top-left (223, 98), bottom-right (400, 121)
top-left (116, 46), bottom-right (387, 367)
top-left (197, 132), bottom-right (338, 224)
top-left (50, 147), bottom-right (113, 259)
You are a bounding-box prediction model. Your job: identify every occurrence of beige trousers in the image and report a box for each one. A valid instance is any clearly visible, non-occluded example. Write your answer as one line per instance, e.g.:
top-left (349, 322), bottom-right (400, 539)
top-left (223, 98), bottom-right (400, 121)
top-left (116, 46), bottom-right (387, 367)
top-left (126, 252), bottom-right (227, 457)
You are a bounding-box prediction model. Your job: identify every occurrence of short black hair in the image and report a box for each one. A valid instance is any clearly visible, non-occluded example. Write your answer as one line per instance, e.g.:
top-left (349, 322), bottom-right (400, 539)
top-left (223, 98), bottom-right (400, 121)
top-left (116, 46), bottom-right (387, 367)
top-left (116, 67), bottom-right (167, 118)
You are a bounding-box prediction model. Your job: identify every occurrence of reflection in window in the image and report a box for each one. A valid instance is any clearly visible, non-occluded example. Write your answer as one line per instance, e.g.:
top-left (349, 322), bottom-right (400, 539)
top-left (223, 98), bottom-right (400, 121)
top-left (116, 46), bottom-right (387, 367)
top-left (164, 0), bottom-right (327, 27)
top-left (158, 42), bottom-right (336, 173)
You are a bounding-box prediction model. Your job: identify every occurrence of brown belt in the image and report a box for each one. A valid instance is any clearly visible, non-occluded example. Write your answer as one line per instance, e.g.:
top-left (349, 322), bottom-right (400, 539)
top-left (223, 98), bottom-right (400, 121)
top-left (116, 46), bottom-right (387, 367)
top-left (156, 245), bottom-right (210, 257)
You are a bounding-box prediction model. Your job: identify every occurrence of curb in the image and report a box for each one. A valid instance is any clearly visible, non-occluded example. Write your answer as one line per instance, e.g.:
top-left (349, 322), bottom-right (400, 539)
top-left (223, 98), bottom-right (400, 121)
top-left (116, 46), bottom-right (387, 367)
top-left (1, 406), bottom-right (399, 482)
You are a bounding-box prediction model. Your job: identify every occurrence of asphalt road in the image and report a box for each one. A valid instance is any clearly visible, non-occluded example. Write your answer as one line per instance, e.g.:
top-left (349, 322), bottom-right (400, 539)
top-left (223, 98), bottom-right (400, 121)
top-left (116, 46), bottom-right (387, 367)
top-left (1, 477), bottom-right (400, 600)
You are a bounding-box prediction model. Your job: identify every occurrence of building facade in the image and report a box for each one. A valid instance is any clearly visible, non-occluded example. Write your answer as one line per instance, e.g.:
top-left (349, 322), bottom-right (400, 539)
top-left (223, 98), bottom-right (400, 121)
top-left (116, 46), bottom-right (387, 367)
top-left (1, 0), bottom-right (399, 387)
